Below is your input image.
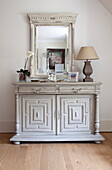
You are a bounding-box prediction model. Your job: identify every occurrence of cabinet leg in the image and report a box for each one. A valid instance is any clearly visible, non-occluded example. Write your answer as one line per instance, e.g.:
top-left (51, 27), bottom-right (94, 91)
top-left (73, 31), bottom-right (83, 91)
top-left (14, 141), bottom-right (20, 145)
top-left (95, 141), bottom-right (101, 144)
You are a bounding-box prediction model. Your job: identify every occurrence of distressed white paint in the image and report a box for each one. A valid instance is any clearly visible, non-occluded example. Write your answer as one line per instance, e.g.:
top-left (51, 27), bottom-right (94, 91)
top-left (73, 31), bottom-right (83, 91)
top-left (10, 82), bottom-right (105, 144)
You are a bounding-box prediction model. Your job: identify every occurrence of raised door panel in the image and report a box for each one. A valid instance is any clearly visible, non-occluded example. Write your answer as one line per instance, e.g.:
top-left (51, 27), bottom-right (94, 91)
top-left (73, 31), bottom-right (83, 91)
top-left (21, 95), bottom-right (56, 134)
top-left (57, 95), bottom-right (94, 135)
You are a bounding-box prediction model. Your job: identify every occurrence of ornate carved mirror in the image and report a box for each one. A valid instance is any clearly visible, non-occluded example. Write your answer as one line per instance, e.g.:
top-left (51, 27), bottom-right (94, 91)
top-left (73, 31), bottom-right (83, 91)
top-left (28, 13), bottom-right (77, 78)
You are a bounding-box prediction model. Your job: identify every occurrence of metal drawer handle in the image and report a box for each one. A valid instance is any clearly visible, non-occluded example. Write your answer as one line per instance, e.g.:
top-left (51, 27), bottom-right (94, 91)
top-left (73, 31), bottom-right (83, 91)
top-left (32, 88), bottom-right (41, 93)
top-left (72, 88), bottom-right (82, 93)
top-left (56, 87), bottom-right (60, 93)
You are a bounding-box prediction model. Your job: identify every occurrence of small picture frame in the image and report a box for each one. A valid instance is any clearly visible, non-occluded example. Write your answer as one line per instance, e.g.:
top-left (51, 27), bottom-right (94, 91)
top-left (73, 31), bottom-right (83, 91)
top-left (68, 72), bottom-right (79, 82)
top-left (55, 64), bottom-right (64, 75)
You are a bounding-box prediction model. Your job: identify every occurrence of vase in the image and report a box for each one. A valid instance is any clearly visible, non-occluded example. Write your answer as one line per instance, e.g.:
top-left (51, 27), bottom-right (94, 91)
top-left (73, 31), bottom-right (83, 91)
top-left (19, 72), bottom-right (26, 81)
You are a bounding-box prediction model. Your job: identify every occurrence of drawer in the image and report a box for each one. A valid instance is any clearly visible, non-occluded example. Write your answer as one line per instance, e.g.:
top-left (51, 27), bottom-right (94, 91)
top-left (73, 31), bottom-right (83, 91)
top-left (17, 84), bottom-right (97, 94)
top-left (19, 86), bottom-right (56, 93)
top-left (60, 85), bottom-right (96, 94)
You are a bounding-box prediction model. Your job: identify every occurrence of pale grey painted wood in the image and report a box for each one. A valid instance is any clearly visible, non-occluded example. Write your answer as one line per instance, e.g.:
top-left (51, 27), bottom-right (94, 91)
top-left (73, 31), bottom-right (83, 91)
top-left (57, 95), bottom-right (91, 135)
top-left (11, 134), bottom-right (104, 142)
top-left (15, 94), bottom-right (20, 136)
top-left (95, 94), bottom-right (100, 135)
top-left (10, 82), bottom-right (105, 144)
top-left (21, 95), bottom-right (56, 134)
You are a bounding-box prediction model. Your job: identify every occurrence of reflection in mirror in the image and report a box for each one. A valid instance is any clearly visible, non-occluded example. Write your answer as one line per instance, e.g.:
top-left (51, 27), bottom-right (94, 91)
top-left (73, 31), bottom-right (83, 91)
top-left (36, 26), bottom-right (68, 74)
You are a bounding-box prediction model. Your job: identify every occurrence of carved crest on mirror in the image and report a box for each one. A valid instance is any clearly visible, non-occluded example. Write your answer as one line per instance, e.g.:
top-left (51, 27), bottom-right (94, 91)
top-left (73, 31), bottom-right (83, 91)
top-left (28, 13), bottom-right (77, 78)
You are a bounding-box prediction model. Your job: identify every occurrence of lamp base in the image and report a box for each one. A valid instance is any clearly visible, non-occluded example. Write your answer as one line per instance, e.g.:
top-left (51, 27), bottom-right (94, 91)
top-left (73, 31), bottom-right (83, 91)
top-left (83, 60), bottom-right (93, 82)
top-left (83, 77), bottom-right (93, 82)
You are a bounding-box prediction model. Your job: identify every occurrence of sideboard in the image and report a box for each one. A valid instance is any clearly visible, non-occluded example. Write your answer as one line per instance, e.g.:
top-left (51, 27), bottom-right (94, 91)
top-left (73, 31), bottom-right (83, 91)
top-left (10, 82), bottom-right (105, 144)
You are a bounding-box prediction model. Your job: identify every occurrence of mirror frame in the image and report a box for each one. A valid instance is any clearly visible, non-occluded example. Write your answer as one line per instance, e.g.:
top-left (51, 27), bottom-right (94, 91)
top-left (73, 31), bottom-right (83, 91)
top-left (28, 13), bottom-right (77, 78)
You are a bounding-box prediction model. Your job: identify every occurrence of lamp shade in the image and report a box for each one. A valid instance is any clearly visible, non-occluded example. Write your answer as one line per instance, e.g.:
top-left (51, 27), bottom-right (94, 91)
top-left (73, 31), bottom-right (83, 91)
top-left (76, 46), bottom-right (99, 60)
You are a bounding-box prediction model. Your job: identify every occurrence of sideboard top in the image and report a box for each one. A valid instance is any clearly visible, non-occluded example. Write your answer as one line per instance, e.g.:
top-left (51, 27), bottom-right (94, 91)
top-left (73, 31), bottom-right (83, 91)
top-left (13, 81), bottom-right (102, 86)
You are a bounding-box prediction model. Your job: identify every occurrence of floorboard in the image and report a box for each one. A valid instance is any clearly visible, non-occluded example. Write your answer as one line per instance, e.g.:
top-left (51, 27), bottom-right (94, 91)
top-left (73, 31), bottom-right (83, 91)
top-left (0, 133), bottom-right (112, 170)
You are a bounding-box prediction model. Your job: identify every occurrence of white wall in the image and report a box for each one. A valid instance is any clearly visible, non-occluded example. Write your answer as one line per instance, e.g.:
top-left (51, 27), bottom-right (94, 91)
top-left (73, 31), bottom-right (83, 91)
top-left (0, 0), bottom-right (112, 132)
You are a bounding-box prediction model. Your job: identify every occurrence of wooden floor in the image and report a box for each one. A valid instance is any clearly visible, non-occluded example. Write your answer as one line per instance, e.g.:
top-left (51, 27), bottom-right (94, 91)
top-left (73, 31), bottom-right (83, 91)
top-left (0, 133), bottom-right (112, 170)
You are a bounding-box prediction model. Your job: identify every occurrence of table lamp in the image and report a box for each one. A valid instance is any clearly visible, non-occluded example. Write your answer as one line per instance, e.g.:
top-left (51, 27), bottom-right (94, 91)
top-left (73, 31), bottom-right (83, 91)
top-left (76, 46), bottom-right (99, 82)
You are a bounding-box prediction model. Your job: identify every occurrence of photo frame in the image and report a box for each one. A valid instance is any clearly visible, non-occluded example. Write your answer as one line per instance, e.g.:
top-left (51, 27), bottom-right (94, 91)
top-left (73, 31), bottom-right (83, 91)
top-left (47, 49), bottom-right (65, 70)
top-left (55, 64), bottom-right (64, 75)
top-left (68, 72), bottom-right (79, 82)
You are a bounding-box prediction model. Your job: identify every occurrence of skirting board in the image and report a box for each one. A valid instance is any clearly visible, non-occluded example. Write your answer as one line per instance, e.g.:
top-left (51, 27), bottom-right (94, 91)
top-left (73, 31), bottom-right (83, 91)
top-left (0, 121), bottom-right (15, 133)
top-left (0, 120), bottom-right (112, 133)
top-left (100, 120), bottom-right (112, 132)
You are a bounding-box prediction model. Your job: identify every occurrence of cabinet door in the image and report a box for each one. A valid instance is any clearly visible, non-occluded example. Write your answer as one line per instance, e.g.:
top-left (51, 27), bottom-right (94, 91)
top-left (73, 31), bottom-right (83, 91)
top-left (21, 95), bottom-right (56, 135)
top-left (57, 95), bottom-right (94, 135)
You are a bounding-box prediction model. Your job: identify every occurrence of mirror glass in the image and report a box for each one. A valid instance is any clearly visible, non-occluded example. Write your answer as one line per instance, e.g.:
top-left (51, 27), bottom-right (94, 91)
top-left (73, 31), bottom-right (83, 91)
top-left (36, 26), bottom-right (68, 74)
